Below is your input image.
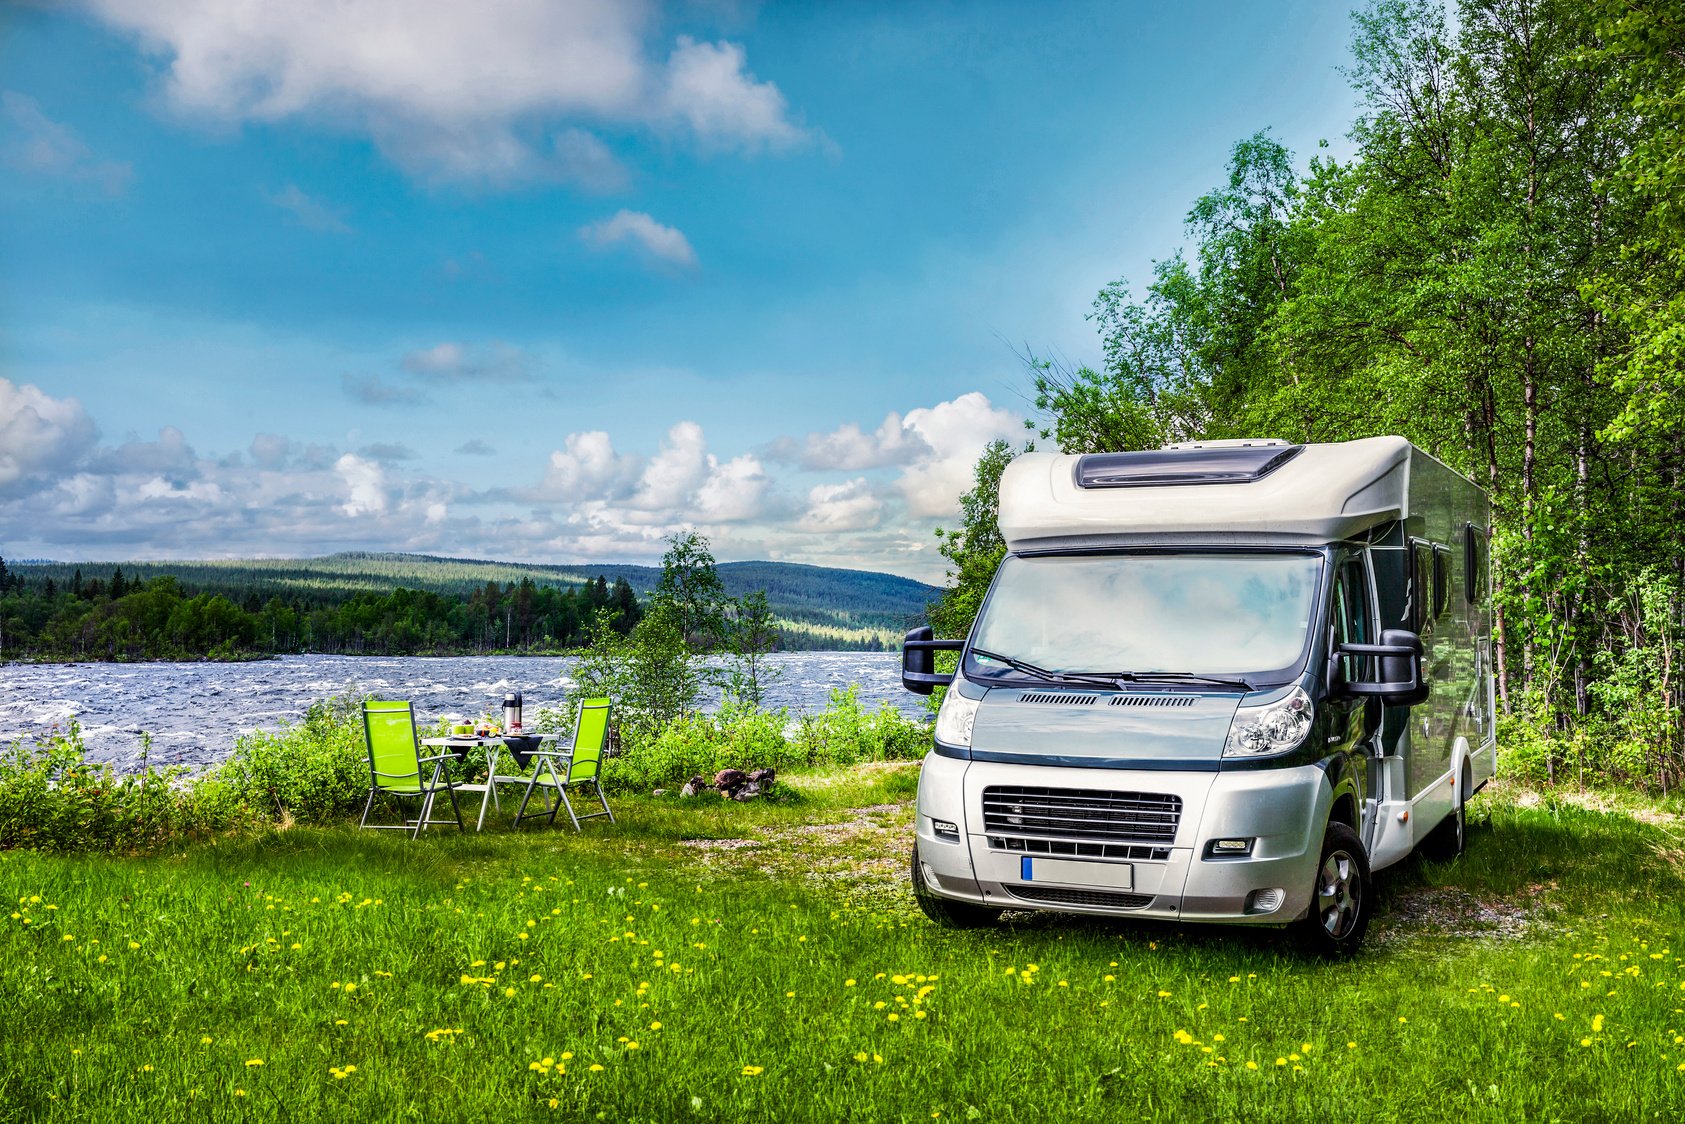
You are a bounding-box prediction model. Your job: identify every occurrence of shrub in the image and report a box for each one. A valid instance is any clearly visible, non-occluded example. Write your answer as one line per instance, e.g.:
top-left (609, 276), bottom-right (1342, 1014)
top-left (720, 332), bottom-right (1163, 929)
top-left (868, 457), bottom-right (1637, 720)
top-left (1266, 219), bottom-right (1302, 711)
top-left (213, 694), bottom-right (371, 824)
top-left (0, 723), bottom-right (259, 853)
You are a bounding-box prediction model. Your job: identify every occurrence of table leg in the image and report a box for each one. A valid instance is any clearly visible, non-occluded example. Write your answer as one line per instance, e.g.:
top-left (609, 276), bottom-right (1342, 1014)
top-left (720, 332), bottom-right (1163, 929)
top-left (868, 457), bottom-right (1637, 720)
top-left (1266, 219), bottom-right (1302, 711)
top-left (476, 745), bottom-right (500, 832)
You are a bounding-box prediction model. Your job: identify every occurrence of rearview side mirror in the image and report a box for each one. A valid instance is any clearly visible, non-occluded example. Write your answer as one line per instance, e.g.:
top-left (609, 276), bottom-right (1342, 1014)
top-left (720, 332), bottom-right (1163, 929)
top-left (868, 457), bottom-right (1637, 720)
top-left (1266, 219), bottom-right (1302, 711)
top-left (1337, 628), bottom-right (1429, 707)
top-left (902, 626), bottom-right (964, 695)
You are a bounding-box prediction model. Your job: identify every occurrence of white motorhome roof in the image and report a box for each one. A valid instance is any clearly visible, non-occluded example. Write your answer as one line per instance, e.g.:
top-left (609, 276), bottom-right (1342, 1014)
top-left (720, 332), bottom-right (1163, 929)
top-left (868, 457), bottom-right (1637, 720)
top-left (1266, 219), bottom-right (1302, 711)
top-left (997, 436), bottom-right (1414, 550)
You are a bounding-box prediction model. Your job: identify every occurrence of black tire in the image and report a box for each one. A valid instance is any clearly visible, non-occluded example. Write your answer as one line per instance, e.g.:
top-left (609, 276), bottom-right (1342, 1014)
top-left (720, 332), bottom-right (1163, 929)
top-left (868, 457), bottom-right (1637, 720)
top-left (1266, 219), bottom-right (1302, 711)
top-left (1295, 822), bottom-right (1372, 957)
top-left (1422, 761), bottom-right (1471, 861)
top-left (911, 843), bottom-right (1001, 929)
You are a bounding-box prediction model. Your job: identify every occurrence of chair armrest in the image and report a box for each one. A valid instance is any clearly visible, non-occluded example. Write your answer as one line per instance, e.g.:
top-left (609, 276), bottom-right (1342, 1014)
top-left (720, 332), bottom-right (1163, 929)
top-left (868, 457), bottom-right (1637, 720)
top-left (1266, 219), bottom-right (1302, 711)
top-left (418, 753), bottom-right (458, 765)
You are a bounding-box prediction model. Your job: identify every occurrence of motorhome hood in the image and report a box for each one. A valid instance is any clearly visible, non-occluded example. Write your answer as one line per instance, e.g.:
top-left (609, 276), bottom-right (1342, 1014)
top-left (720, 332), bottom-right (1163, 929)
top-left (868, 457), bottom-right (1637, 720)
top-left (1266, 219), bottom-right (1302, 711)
top-left (968, 688), bottom-right (1241, 766)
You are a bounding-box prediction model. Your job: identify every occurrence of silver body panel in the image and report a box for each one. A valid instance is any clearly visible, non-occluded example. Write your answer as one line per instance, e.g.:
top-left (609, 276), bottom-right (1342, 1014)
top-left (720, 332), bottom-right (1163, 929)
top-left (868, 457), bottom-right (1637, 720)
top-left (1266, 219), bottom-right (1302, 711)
top-left (916, 750), bottom-right (1332, 924)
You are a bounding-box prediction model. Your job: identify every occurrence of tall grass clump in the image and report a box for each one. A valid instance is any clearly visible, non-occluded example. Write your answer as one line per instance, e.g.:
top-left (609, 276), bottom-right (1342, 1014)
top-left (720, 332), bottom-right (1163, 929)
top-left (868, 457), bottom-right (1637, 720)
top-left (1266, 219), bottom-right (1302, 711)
top-left (0, 723), bottom-right (257, 852)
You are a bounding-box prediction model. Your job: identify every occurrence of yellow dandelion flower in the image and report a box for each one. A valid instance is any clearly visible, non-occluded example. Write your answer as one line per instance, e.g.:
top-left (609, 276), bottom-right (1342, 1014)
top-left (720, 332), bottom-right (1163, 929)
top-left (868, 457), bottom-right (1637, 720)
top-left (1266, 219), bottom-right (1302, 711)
top-left (141, 1064), bottom-right (154, 1073)
top-left (845, 978), bottom-right (857, 987)
top-left (245, 1059), bottom-right (264, 1067)
top-left (589, 1064), bottom-right (604, 1073)
top-left (234, 1089), bottom-right (246, 1097)
top-left (504, 987), bottom-right (517, 998)
top-left (1580, 1038), bottom-right (1592, 1047)
top-left (63, 934), bottom-right (75, 942)
top-left (1245, 1061), bottom-right (1258, 1071)
top-left (854, 1052), bottom-right (869, 1063)
top-left (549, 1098), bottom-right (560, 1109)
top-left (561, 1052), bottom-right (573, 1061)
top-left (741, 1065), bottom-right (764, 1076)
top-left (786, 991), bottom-right (796, 998)
top-left (1157, 990), bottom-right (1171, 998)
top-left (129, 941), bottom-right (141, 950)
top-left (200, 1036), bottom-right (212, 1045)
top-left (1276, 1057), bottom-right (1287, 1067)
top-left (1592, 1014), bottom-right (1605, 1032)
top-left (335, 1019), bottom-right (347, 1026)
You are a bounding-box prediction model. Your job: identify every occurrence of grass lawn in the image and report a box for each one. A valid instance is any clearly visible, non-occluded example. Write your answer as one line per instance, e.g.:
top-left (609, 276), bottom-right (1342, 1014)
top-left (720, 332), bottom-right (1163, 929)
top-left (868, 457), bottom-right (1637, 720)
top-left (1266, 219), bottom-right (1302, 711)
top-left (5, 766), bottom-right (1685, 1122)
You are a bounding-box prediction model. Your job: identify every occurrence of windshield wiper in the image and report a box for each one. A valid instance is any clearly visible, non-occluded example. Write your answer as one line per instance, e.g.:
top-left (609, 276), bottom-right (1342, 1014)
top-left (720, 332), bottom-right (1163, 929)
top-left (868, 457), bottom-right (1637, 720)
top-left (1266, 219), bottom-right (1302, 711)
top-left (969, 648), bottom-right (1121, 689)
top-left (1086, 670), bottom-right (1255, 691)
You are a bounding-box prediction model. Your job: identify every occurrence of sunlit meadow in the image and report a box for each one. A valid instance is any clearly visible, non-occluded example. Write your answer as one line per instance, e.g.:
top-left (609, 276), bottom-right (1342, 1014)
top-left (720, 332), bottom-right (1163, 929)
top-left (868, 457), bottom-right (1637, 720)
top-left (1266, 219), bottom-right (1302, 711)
top-left (5, 769), bottom-right (1685, 1122)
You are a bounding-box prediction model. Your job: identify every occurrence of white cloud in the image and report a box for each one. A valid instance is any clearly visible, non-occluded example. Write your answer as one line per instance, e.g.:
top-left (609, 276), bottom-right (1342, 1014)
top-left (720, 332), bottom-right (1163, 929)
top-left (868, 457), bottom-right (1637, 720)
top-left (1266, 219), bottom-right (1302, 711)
top-left (264, 184), bottom-right (351, 232)
top-left (400, 341), bottom-right (532, 382)
top-left (779, 412), bottom-right (932, 471)
top-left (0, 379), bottom-right (101, 497)
top-left (695, 454), bottom-right (768, 522)
top-left (661, 37), bottom-right (809, 153)
top-left (0, 91), bottom-right (132, 194)
top-left (579, 210), bottom-right (698, 269)
top-left (630, 421), bottom-right (710, 510)
top-left (534, 430), bottom-right (642, 500)
top-left (249, 433), bottom-right (293, 469)
top-left (78, 0), bottom-right (815, 187)
top-left (896, 392), bottom-right (1021, 517)
top-left (334, 453), bottom-right (387, 516)
top-left (800, 477), bottom-right (881, 532)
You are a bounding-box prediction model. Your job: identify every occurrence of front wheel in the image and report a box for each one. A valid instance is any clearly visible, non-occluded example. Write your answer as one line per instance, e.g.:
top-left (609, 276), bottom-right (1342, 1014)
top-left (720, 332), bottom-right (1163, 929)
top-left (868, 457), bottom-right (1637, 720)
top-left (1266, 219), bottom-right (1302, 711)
top-left (1295, 823), bottom-right (1372, 957)
top-left (911, 843), bottom-right (1001, 929)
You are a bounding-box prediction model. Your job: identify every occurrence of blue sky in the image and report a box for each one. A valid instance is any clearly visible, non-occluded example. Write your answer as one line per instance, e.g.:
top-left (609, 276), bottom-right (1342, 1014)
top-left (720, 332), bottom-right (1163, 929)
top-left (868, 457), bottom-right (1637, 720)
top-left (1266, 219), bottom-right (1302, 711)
top-left (0, 0), bottom-right (1361, 581)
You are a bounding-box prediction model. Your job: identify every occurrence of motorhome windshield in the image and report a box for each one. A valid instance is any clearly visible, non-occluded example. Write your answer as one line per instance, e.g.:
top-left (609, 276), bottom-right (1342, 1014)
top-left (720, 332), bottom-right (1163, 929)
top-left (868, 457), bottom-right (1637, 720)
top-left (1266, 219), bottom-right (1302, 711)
top-left (967, 552), bottom-right (1322, 683)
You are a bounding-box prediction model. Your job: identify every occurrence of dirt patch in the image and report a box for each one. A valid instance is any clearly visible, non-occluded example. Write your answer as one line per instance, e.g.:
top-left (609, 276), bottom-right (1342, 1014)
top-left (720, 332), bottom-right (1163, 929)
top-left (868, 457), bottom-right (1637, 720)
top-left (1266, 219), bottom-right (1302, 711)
top-left (1508, 785), bottom-right (1678, 826)
top-left (1374, 887), bottom-right (1532, 945)
top-left (677, 838), bottom-right (763, 852)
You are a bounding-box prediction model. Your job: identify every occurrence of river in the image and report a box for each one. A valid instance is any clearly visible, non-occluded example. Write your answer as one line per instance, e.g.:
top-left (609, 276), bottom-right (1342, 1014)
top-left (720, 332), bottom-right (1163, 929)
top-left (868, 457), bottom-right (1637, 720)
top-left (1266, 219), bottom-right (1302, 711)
top-left (0, 652), bottom-right (928, 772)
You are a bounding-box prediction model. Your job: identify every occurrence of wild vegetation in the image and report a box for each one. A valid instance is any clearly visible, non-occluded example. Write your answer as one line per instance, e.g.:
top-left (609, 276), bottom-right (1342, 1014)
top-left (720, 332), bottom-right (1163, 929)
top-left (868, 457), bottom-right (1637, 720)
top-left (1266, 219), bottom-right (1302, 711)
top-left (0, 553), bottom-right (932, 660)
top-left (935, 0), bottom-right (1685, 793)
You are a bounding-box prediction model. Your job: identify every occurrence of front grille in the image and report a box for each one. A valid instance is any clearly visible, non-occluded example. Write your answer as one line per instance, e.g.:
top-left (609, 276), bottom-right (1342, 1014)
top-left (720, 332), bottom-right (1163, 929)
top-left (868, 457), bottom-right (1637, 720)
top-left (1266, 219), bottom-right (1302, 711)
top-left (982, 785), bottom-right (1182, 845)
top-left (988, 836), bottom-right (1171, 862)
top-left (1109, 695), bottom-right (1197, 708)
top-left (1006, 885), bottom-right (1153, 910)
top-left (1019, 692), bottom-right (1097, 706)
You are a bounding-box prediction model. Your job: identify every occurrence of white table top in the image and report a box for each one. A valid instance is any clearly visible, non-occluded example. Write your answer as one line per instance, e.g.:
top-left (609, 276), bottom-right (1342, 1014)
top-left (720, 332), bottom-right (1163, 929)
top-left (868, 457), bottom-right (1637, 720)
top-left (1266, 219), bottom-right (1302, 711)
top-left (421, 733), bottom-right (559, 747)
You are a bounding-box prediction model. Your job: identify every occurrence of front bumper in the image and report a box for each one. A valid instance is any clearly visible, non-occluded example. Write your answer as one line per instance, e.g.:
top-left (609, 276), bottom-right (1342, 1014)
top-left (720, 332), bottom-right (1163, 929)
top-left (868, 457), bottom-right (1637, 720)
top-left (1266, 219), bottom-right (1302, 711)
top-left (914, 754), bottom-right (1330, 925)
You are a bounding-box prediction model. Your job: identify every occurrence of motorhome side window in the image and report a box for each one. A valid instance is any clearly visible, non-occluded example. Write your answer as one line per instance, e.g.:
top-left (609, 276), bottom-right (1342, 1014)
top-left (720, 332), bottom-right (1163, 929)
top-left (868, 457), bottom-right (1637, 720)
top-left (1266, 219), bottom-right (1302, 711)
top-left (1333, 557), bottom-right (1373, 683)
top-left (1463, 522), bottom-right (1486, 604)
top-left (1409, 541), bottom-right (1435, 634)
top-left (1432, 546), bottom-right (1451, 620)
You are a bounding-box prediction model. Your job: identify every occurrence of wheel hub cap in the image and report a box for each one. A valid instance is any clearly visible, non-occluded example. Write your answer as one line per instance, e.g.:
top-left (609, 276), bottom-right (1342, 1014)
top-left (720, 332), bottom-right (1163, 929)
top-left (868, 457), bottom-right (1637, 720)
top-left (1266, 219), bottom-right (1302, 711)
top-left (1317, 849), bottom-right (1360, 938)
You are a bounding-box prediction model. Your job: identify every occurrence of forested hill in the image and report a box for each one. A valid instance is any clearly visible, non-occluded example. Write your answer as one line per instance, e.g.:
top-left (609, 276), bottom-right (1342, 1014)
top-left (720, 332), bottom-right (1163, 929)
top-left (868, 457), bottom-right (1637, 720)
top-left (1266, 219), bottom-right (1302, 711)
top-left (2, 553), bottom-right (938, 656)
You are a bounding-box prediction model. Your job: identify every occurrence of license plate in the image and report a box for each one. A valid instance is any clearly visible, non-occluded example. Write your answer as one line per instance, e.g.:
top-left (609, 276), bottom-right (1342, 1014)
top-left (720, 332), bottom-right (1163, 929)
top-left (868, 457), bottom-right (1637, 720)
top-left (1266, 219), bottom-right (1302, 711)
top-left (1020, 856), bottom-right (1134, 890)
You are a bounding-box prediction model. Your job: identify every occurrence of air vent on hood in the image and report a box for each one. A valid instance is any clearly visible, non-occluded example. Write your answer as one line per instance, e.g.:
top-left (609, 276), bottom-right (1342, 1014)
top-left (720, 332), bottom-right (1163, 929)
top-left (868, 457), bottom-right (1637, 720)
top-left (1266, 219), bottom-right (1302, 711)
top-left (1019, 692), bottom-right (1097, 706)
top-left (1109, 695), bottom-right (1198, 708)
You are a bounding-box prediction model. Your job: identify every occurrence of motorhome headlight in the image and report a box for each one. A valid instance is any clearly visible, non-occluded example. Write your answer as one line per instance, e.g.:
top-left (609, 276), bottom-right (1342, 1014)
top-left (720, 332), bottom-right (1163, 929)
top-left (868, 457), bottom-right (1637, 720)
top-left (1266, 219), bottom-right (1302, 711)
top-left (934, 685), bottom-right (980, 748)
top-left (1223, 686), bottom-right (1314, 757)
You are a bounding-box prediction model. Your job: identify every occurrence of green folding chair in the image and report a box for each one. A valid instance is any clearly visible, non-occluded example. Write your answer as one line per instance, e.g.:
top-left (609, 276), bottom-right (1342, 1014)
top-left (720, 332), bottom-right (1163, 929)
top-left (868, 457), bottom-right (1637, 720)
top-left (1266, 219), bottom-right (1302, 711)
top-left (359, 700), bottom-right (463, 839)
top-left (514, 698), bottom-right (615, 831)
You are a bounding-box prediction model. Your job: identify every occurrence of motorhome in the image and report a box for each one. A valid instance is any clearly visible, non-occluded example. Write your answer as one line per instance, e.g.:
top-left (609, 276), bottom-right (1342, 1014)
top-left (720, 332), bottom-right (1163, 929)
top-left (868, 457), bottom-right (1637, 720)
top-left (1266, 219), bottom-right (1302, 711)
top-left (901, 436), bottom-right (1493, 954)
